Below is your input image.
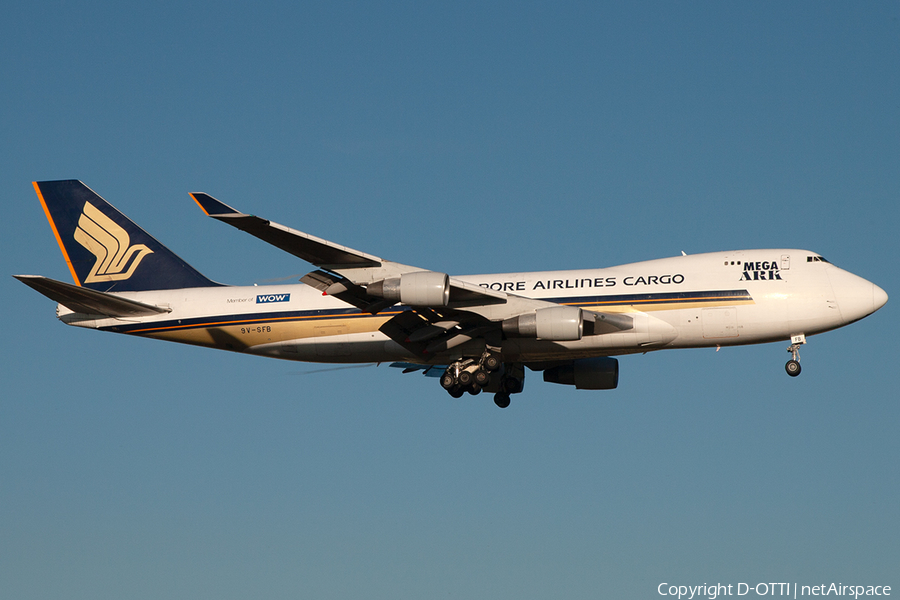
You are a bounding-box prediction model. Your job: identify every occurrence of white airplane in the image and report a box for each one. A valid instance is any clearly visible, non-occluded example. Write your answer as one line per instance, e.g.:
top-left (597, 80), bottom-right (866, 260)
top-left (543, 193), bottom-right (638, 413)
top-left (16, 180), bottom-right (888, 408)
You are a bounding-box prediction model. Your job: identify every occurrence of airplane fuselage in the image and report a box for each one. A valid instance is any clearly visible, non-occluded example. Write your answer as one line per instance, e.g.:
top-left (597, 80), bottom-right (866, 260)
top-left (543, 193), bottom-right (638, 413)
top-left (59, 249), bottom-right (882, 365)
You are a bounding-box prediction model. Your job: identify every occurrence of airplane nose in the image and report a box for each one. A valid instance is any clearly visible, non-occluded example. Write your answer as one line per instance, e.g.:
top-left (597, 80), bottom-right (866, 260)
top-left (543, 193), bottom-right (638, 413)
top-left (873, 284), bottom-right (888, 311)
top-left (827, 268), bottom-right (886, 324)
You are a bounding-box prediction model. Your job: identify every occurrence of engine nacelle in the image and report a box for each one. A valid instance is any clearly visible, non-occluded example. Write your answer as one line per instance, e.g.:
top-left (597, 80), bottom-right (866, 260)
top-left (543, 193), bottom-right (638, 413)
top-left (542, 357), bottom-right (619, 390)
top-left (367, 271), bottom-right (450, 307)
top-left (502, 306), bottom-right (583, 341)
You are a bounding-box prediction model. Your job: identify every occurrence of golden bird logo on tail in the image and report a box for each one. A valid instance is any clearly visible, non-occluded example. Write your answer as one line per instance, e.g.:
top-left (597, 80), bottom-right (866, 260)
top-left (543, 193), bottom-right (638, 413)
top-left (74, 201), bottom-right (153, 283)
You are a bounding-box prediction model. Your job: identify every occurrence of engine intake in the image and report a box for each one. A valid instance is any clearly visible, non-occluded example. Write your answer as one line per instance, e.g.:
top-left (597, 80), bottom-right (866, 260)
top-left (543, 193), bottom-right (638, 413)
top-left (502, 306), bottom-right (583, 341)
top-left (543, 357), bottom-right (619, 390)
top-left (367, 271), bottom-right (450, 307)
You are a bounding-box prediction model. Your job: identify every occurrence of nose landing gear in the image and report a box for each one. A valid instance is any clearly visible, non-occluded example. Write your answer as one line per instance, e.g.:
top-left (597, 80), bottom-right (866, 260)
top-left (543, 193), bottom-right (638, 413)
top-left (785, 356), bottom-right (801, 377)
top-left (785, 333), bottom-right (806, 377)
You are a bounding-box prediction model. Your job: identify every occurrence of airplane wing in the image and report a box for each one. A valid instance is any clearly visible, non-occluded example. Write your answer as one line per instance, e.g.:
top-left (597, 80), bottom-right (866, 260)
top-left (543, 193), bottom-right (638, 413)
top-left (389, 362), bottom-right (448, 377)
top-left (190, 192), bottom-right (633, 355)
top-left (190, 193), bottom-right (384, 270)
top-left (190, 192), bottom-right (509, 304)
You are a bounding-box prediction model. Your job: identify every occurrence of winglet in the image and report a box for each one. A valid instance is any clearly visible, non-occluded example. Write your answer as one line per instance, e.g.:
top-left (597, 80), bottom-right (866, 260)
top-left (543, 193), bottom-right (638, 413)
top-left (190, 192), bottom-right (242, 217)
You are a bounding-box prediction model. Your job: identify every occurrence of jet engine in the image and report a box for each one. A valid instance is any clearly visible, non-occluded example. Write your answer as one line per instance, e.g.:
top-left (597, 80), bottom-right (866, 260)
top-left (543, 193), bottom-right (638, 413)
top-left (542, 356), bottom-right (619, 390)
top-left (502, 306), bottom-right (583, 341)
top-left (367, 271), bottom-right (450, 306)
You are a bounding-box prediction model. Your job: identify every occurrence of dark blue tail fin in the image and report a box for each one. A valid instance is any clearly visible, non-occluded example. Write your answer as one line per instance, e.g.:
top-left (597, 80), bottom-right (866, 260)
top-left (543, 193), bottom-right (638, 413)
top-left (34, 180), bottom-right (220, 291)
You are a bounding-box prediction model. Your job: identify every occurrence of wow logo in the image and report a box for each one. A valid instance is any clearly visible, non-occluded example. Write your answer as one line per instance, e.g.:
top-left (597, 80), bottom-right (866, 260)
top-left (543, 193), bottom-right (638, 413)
top-left (256, 293), bottom-right (291, 304)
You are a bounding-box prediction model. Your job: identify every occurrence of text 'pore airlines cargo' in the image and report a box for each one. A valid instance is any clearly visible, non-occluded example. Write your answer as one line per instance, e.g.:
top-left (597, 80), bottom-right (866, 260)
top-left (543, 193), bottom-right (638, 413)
top-left (15, 180), bottom-right (888, 408)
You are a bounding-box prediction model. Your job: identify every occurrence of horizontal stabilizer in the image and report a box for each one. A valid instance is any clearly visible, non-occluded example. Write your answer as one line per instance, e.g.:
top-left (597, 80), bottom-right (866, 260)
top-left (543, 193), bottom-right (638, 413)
top-left (14, 275), bottom-right (171, 317)
top-left (190, 193), bottom-right (383, 269)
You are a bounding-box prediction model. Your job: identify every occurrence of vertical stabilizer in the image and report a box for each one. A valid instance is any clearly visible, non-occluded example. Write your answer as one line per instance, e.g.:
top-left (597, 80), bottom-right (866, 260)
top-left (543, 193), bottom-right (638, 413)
top-left (33, 180), bottom-right (220, 291)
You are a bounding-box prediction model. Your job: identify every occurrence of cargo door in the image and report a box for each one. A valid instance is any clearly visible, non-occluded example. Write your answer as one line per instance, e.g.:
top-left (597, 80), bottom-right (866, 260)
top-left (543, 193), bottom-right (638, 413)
top-left (314, 323), bottom-right (351, 357)
top-left (702, 307), bottom-right (739, 339)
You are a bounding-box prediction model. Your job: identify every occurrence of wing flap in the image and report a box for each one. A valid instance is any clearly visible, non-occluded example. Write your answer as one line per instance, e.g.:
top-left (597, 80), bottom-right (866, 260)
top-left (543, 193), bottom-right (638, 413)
top-left (388, 362), bottom-right (447, 377)
top-left (447, 278), bottom-right (507, 305)
top-left (299, 270), bottom-right (397, 313)
top-left (584, 311), bottom-right (634, 334)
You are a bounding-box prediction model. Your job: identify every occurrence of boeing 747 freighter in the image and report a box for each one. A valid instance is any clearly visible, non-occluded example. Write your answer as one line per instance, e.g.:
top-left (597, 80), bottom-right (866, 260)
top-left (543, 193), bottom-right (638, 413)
top-left (15, 181), bottom-right (888, 407)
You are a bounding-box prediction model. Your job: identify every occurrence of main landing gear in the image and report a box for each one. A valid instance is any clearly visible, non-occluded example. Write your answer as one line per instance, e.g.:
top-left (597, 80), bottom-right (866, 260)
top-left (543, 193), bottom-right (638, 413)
top-left (440, 352), bottom-right (524, 408)
top-left (785, 333), bottom-right (806, 377)
top-left (492, 371), bottom-right (524, 409)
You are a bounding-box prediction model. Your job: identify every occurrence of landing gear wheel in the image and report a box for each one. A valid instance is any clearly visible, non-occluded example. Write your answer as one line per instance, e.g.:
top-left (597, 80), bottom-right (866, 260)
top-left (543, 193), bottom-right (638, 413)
top-left (467, 384), bottom-right (482, 396)
top-left (785, 360), bottom-right (801, 377)
top-left (440, 372), bottom-right (457, 390)
top-left (457, 370), bottom-right (474, 387)
top-left (483, 355), bottom-right (501, 372)
top-left (785, 341), bottom-right (803, 377)
top-left (494, 393), bottom-right (511, 409)
top-left (474, 369), bottom-right (490, 387)
top-left (449, 387), bottom-right (465, 398)
top-left (503, 377), bottom-right (523, 394)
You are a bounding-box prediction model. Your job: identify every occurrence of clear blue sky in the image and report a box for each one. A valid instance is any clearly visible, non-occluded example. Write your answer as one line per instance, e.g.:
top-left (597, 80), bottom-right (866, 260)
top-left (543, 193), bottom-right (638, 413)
top-left (2, 2), bottom-right (898, 598)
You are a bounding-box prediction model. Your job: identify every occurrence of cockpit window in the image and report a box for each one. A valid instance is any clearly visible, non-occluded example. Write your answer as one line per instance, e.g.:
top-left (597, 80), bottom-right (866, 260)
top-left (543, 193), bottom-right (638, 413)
top-left (807, 256), bottom-right (831, 263)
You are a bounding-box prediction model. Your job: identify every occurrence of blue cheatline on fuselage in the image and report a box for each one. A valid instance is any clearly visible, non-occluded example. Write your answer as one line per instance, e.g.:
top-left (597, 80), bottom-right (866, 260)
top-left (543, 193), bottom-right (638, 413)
top-left (550, 289), bottom-right (753, 308)
top-left (101, 289), bottom-right (754, 337)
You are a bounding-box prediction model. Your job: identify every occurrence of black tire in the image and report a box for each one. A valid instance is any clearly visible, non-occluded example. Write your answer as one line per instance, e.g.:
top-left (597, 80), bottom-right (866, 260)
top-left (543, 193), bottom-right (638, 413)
top-left (504, 377), bottom-right (523, 394)
top-left (467, 384), bottom-right (482, 396)
top-left (458, 370), bottom-right (474, 387)
top-left (785, 360), bottom-right (801, 377)
top-left (440, 372), bottom-right (456, 390)
top-left (483, 355), bottom-right (501, 372)
top-left (474, 369), bottom-right (490, 387)
top-left (449, 387), bottom-right (465, 398)
top-left (494, 393), bottom-right (511, 409)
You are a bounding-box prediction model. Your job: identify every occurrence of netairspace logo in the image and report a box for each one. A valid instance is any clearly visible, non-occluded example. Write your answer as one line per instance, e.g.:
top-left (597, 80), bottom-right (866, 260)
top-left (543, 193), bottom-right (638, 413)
top-left (657, 582), bottom-right (891, 599)
top-left (256, 294), bottom-right (290, 304)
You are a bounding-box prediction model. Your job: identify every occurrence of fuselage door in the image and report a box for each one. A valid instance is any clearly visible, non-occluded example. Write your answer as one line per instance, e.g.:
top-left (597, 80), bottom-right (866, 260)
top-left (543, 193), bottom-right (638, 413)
top-left (702, 307), bottom-right (739, 339)
top-left (314, 324), bottom-right (351, 357)
top-left (781, 254), bottom-right (791, 270)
